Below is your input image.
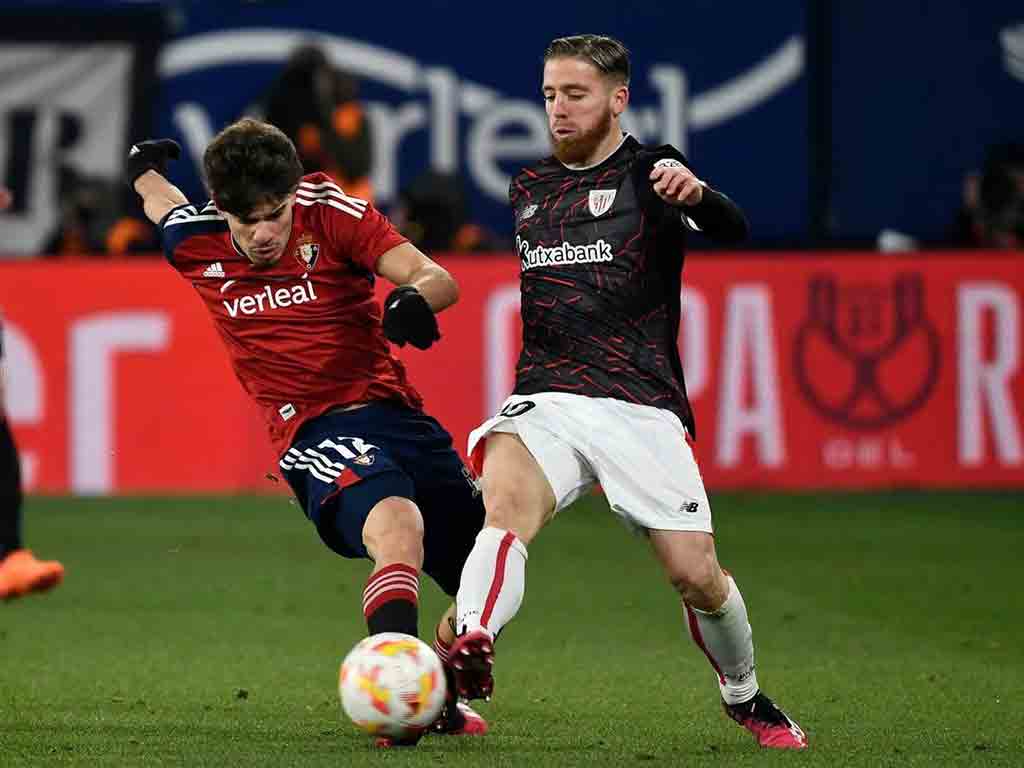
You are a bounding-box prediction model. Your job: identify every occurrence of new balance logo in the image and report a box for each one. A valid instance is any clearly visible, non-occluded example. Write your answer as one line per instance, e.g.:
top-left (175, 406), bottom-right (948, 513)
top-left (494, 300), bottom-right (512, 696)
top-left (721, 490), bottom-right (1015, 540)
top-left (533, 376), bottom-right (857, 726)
top-left (203, 262), bottom-right (226, 278)
top-left (680, 501), bottom-right (700, 515)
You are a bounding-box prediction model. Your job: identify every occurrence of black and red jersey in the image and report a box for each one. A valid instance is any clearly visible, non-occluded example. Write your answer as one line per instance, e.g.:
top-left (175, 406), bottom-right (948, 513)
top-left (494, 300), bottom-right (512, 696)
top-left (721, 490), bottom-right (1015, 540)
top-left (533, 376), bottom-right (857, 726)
top-left (508, 134), bottom-right (747, 437)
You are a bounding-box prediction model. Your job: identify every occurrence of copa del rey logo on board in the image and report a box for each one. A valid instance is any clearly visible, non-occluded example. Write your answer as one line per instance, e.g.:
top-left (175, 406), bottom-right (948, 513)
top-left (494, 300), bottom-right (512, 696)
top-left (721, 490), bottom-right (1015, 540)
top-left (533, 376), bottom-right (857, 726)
top-left (588, 189), bottom-right (617, 218)
top-left (295, 234), bottom-right (320, 270)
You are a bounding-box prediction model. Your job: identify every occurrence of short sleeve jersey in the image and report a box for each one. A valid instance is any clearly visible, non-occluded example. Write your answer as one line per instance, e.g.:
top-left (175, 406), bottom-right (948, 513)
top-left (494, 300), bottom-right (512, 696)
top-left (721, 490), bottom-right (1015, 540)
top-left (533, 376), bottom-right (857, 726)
top-left (160, 172), bottom-right (421, 457)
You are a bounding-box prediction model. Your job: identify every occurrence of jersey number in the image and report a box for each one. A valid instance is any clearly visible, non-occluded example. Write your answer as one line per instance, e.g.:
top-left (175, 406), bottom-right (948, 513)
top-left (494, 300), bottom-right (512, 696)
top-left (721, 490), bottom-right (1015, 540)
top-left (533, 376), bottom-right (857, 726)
top-left (318, 436), bottom-right (378, 460)
top-left (499, 401), bottom-right (536, 418)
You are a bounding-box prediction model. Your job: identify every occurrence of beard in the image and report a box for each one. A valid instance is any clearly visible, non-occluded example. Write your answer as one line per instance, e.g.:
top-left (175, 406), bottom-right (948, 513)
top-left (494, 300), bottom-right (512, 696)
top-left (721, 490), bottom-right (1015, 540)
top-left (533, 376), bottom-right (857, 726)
top-left (550, 108), bottom-right (614, 166)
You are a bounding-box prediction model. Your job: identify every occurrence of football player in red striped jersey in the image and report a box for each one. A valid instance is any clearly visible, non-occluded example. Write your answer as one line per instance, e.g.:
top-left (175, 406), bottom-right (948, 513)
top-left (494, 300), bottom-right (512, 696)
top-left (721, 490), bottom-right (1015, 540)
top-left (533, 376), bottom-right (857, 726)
top-left (128, 121), bottom-right (486, 744)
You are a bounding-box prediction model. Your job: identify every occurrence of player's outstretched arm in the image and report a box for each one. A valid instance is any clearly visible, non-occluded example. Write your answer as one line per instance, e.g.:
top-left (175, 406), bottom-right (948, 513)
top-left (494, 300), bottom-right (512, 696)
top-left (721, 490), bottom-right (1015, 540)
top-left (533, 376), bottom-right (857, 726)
top-left (126, 140), bottom-right (190, 225)
top-left (134, 171), bottom-right (190, 225)
top-left (375, 243), bottom-right (458, 350)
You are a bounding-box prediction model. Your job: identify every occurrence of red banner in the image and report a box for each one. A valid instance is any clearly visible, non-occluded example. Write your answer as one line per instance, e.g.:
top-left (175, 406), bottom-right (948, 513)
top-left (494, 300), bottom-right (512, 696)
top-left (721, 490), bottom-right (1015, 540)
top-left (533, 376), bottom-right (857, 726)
top-left (1, 253), bottom-right (1022, 493)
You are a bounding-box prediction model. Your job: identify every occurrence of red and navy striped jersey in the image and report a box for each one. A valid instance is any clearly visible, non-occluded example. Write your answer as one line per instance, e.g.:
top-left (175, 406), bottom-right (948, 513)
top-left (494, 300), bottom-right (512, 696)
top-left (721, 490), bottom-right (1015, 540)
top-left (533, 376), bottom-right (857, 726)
top-left (160, 172), bottom-right (420, 457)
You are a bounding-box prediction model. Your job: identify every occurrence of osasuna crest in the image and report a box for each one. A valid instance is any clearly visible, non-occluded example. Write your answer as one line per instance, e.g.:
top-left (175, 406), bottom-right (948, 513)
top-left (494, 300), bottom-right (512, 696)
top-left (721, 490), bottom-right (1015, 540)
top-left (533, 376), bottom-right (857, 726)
top-left (588, 189), bottom-right (617, 218)
top-left (295, 234), bottom-right (320, 270)
top-left (352, 452), bottom-right (375, 467)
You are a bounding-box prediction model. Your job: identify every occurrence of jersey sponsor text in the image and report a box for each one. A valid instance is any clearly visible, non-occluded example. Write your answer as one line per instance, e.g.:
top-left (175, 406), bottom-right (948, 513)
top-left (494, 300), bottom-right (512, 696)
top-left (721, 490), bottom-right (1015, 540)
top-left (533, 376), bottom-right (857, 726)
top-left (222, 280), bottom-right (318, 317)
top-left (517, 235), bottom-right (614, 271)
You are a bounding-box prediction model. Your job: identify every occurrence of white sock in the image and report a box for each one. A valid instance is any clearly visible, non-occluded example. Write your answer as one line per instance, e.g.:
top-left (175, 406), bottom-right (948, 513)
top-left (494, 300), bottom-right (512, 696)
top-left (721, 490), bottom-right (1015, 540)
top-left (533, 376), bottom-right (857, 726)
top-left (685, 576), bottom-right (758, 705)
top-left (456, 527), bottom-right (528, 637)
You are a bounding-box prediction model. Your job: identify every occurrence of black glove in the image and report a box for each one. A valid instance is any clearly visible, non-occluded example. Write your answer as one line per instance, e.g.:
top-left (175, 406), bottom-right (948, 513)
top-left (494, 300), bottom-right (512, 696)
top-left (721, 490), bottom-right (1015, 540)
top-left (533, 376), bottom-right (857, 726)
top-left (125, 139), bottom-right (181, 187)
top-left (382, 286), bottom-right (440, 350)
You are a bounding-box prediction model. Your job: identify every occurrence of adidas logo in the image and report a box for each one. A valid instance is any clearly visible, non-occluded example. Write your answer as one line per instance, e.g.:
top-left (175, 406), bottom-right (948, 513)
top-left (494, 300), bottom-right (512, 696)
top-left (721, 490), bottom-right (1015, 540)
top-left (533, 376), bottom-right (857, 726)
top-left (203, 262), bottom-right (226, 278)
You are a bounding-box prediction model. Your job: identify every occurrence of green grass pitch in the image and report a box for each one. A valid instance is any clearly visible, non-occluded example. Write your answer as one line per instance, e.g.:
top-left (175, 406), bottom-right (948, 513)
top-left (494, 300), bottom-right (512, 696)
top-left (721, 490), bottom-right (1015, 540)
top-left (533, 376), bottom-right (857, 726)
top-left (2, 492), bottom-right (1022, 766)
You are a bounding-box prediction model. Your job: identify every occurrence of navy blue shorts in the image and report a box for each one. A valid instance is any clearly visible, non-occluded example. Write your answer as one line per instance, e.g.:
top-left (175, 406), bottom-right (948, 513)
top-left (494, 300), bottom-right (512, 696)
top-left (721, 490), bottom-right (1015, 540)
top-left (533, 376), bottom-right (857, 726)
top-left (280, 402), bottom-right (484, 596)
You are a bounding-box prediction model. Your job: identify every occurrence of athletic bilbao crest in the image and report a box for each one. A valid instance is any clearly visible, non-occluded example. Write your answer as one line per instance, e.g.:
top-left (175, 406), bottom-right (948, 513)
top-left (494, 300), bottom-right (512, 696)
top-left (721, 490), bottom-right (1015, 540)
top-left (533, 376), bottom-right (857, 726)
top-left (295, 235), bottom-right (320, 270)
top-left (588, 189), bottom-right (617, 218)
top-left (793, 274), bottom-right (941, 429)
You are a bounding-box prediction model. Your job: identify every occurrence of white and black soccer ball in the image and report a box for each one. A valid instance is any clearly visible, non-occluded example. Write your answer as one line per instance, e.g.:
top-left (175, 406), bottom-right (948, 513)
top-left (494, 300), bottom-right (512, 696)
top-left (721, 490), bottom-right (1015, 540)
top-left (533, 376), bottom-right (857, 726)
top-left (338, 632), bottom-right (447, 740)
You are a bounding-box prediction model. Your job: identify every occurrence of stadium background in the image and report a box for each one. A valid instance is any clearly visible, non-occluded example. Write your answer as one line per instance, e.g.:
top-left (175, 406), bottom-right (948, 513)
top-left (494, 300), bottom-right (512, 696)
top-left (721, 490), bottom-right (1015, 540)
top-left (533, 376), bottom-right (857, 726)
top-left (1, 2), bottom-right (1022, 766)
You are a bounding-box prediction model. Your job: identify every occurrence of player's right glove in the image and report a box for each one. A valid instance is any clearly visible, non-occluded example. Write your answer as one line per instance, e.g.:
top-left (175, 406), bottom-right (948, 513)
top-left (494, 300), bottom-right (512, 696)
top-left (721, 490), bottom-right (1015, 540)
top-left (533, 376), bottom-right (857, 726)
top-left (125, 139), bottom-right (181, 187)
top-left (382, 285), bottom-right (441, 350)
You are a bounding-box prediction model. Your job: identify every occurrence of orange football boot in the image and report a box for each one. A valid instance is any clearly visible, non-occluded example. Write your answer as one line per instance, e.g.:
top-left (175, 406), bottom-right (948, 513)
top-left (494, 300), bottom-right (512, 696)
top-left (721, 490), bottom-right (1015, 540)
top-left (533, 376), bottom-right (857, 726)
top-left (0, 549), bottom-right (65, 600)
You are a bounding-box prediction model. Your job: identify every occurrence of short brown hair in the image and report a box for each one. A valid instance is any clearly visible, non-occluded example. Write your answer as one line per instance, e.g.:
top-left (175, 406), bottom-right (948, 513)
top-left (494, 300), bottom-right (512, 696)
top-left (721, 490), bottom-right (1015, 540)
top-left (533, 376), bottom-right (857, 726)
top-left (544, 34), bottom-right (630, 86)
top-left (203, 118), bottom-right (303, 216)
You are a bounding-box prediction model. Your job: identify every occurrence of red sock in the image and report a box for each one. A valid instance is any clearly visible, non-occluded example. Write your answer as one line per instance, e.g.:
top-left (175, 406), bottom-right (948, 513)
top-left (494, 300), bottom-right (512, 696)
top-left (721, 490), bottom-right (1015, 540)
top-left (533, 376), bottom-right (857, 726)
top-left (433, 629), bottom-right (453, 666)
top-left (362, 563), bottom-right (419, 637)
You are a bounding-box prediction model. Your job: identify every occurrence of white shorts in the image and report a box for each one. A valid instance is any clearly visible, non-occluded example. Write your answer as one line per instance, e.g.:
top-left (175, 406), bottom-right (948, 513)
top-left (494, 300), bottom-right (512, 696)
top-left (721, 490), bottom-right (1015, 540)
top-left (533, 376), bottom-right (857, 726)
top-left (468, 392), bottom-right (712, 534)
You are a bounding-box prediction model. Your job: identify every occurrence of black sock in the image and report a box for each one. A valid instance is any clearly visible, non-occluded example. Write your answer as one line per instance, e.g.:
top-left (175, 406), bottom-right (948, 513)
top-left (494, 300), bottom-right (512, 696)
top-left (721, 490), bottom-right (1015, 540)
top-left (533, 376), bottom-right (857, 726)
top-left (0, 418), bottom-right (23, 558)
top-left (440, 664), bottom-right (466, 728)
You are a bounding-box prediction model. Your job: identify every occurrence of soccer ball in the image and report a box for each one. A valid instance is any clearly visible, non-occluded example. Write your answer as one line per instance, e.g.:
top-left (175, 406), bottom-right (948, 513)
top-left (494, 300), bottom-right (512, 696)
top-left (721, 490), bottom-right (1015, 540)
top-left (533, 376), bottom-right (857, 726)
top-left (338, 632), bottom-right (447, 739)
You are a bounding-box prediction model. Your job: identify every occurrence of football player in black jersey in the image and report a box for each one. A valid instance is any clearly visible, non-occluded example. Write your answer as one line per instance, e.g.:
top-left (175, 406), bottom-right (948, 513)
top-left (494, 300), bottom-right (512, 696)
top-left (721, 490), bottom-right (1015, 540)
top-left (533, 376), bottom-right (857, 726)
top-left (447, 36), bottom-right (806, 750)
top-left (0, 187), bottom-right (66, 600)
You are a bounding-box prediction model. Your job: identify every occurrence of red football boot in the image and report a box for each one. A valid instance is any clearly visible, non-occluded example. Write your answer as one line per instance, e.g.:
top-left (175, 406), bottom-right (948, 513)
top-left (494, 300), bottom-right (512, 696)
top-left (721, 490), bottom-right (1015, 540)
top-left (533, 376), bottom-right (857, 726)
top-left (434, 700), bottom-right (488, 736)
top-left (448, 629), bottom-right (495, 701)
top-left (724, 691), bottom-right (808, 750)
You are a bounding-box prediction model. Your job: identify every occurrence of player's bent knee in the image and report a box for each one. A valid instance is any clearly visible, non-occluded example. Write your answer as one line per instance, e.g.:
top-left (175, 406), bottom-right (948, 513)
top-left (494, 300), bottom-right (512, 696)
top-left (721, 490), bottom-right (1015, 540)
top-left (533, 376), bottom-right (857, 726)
top-left (481, 480), bottom-right (547, 543)
top-left (479, 434), bottom-right (555, 543)
top-left (362, 496), bottom-right (425, 568)
top-left (668, 556), bottom-right (715, 594)
top-left (656, 536), bottom-right (722, 600)
top-left (670, 557), bottom-right (728, 610)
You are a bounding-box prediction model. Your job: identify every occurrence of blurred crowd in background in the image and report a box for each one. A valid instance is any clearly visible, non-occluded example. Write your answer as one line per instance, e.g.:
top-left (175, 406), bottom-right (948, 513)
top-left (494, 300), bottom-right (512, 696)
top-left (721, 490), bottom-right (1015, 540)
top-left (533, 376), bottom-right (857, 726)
top-left (29, 122), bottom-right (1024, 260)
top-left (4, 43), bottom-right (508, 259)
top-left (0, 2), bottom-right (1019, 262)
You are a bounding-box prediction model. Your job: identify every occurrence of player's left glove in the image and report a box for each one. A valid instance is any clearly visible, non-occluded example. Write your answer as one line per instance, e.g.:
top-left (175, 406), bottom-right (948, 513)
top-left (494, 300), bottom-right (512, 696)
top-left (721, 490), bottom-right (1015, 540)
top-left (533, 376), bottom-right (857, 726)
top-left (382, 285), bottom-right (441, 350)
top-left (125, 139), bottom-right (181, 187)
